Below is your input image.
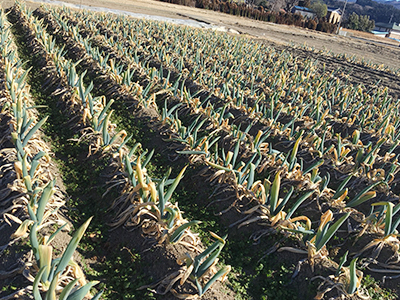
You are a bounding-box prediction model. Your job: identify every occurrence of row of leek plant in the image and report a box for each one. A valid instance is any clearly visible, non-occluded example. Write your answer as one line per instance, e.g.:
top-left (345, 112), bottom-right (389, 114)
top-left (62, 12), bottom-right (399, 219)
top-left (42, 8), bottom-right (325, 222)
top-left (37, 7), bottom-right (297, 168)
top-left (115, 17), bottom-right (400, 296)
top-left (49, 5), bottom-right (390, 152)
top-left (112, 19), bottom-right (400, 159)
top-left (41, 0), bottom-right (400, 272)
top-left (79, 57), bottom-right (399, 300)
top-left (41, 6), bottom-right (397, 245)
top-left (79, 9), bottom-right (400, 152)
top-left (1, 6), bottom-right (102, 300)
top-left (130, 39), bottom-right (375, 298)
top-left (53, 6), bottom-right (400, 201)
top-left (25, 5), bottom-right (231, 297)
top-left (51, 14), bottom-right (375, 274)
top-left (28, 11), bottom-right (127, 154)
top-left (48, 4), bottom-right (400, 216)
top-left (100, 10), bottom-right (400, 179)
top-left (58, 3), bottom-right (400, 278)
top-left (35, 5), bottom-right (400, 298)
top-left (111, 21), bottom-right (400, 188)
top-left (110, 18), bottom-right (400, 204)
top-left (37, 6), bottom-right (261, 171)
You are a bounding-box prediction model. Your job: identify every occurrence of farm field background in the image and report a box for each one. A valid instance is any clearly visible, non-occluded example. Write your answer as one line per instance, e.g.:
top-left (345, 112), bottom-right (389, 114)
top-left (3, 0), bottom-right (400, 68)
top-left (1, 1), bottom-right (400, 300)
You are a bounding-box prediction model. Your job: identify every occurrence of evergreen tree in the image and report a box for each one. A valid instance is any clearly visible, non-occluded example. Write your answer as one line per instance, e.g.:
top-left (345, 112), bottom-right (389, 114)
top-left (310, 0), bottom-right (327, 18)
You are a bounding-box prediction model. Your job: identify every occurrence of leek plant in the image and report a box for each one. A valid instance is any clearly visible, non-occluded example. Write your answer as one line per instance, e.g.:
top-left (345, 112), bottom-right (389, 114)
top-left (314, 254), bottom-right (366, 299)
top-left (280, 210), bottom-right (350, 270)
top-left (235, 170), bottom-right (313, 229)
top-left (32, 218), bottom-right (103, 300)
top-left (356, 201), bottom-right (400, 262)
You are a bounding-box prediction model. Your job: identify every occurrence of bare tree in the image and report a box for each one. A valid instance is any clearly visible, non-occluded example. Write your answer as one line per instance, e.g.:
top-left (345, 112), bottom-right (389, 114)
top-left (246, 0), bottom-right (257, 7)
top-left (285, 0), bottom-right (299, 12)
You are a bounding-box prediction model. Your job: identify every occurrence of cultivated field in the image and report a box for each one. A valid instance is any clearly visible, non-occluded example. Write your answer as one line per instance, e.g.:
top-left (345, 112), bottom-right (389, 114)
top-left (1, 1), bottom-right (400, 300)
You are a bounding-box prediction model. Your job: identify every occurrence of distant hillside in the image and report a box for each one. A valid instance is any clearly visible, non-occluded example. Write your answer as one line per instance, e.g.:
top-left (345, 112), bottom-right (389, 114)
top-left (325, 0), bottom-right (400, 23)
top-left (376, 0), bottom-right (400, 9)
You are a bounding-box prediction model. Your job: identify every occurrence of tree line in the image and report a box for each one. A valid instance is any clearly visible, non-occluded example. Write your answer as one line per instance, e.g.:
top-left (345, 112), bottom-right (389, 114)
top-left (159, 0), bottom-right (337, 33)
top-left (159, 0), bottom-right (395, 33)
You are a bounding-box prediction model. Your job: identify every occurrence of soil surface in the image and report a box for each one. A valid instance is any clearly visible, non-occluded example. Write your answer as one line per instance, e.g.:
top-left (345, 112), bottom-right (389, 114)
top-left (2, 0), bottom-right (400, 71)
